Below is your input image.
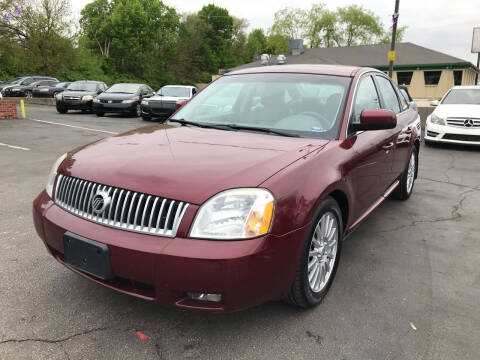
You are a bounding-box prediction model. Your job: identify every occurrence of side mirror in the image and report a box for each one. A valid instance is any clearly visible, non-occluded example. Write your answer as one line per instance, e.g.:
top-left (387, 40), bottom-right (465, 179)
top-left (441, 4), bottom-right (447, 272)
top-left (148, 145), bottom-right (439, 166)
top-left (351, 109), bottom-right (397, 132)
top-left (430, 100), bottom-right (439, 106)
top-left (97, 89), bottom-right (103, 94)
top-left (175, 99), bottom-right (189, 109)
top-left (409, 101), bottom-right (418, 111)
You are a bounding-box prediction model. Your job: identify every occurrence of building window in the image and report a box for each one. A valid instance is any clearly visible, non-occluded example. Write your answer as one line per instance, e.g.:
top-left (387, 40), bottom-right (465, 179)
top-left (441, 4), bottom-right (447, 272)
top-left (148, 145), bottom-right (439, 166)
top-left (453, 70), bottom-right (463, 86)
top-left (424, 71), bottom-right (442, 85)
top-left (397, 71), bottom-right (413, 85)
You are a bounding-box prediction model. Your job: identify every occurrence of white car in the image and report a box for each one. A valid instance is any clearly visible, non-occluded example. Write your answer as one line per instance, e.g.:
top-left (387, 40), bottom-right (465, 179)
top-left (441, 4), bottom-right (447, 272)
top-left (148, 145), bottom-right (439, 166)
top-left (140, 85), bottom-right (197, 121)
top-left (425, 86), bottom-right (480, 146)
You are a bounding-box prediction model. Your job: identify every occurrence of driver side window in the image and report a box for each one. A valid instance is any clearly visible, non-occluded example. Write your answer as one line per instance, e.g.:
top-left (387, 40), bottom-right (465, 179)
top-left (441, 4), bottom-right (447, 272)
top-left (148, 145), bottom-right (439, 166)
top-left (353, 76), bottom-right (380, 124)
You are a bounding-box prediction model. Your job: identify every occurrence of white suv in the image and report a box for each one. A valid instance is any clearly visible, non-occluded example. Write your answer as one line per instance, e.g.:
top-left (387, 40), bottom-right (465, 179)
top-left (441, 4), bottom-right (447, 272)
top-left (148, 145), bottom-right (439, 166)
top-left (425, 86), bottom-right (480, 146)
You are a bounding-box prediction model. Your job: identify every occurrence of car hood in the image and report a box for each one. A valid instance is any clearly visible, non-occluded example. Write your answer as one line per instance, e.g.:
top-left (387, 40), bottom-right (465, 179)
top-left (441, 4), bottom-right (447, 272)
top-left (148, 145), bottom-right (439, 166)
top-left (148, 95), bottom-right (190, 102)
top-left (434, 104), bottom-right (480, 119)
top-left (97, 92), bottom-right (138, 101)
top-left (62, 90), bottom-right (98, 97)
top-left (61, 125), bottom-right (328, 205)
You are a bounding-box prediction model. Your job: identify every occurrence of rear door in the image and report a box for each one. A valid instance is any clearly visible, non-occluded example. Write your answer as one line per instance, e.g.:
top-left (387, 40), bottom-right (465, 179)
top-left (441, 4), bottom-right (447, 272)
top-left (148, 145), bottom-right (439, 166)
top-left (345, 74), bottom-right (394, 219)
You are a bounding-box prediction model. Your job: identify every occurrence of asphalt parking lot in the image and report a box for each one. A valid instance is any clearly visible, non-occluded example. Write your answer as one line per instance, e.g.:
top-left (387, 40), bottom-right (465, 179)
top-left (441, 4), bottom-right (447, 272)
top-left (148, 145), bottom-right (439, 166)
top-left (1, 104), bottom-right (479, 359)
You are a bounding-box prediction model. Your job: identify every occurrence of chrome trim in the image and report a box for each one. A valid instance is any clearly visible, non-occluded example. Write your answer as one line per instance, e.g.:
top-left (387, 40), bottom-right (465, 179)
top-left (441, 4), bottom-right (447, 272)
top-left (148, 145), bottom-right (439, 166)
top-left (54, 175), bottom-right (189, 237)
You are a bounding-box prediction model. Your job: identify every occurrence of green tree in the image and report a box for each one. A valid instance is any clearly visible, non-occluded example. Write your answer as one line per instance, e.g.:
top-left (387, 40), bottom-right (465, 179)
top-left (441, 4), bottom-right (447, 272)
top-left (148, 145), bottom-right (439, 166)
top-left (198, 4), bottom-right (234, 70)
top-left (305, 5), bottom-right (340, 47)
top-left (337, 5), bottom-right (383, 46)
top-left (266, 34), bottom-right (290, 55)
top-left (270, 7), bottom-right (307, 40)
top-left (245, 28), bottom-right (267, 61)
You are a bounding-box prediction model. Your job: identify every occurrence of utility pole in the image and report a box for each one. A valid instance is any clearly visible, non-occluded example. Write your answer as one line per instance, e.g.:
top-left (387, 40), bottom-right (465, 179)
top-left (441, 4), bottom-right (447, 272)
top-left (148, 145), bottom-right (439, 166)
top-left (388, 0), bottom-right (400, 78)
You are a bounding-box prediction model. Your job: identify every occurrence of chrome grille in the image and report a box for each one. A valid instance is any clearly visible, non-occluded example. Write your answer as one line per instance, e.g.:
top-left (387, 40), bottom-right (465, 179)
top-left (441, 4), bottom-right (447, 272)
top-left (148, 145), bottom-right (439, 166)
top-left (446, 117), bottom-right (480, 128)
top-left (63, 96), bottom-right (81, 101)
top-left (54, 175), bottom-right (189, 237)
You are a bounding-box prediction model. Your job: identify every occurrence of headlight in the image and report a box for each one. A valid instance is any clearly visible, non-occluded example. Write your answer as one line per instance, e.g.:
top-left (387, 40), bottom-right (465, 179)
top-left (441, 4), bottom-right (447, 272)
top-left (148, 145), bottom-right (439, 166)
top-left (122, 99), bottom-right (137, 103)
top-left (93, 98), bottom-right (100, 103)
top-left (82, 95), bottom-right (94, 101)
top-left (430, 114), bottom-right (446, 125)
top-left (40, 88), bottom-right (49, 92)
top-left (56, 93), bottom-right (63, 100)
top-left (141, 100), bottom-right (148, 105)
top-left (12, 87), bottom-right (21, 91)
top-left (190, 188), bottom-right (274, 239)
top-left (45, 153), bottom-right (68, 199)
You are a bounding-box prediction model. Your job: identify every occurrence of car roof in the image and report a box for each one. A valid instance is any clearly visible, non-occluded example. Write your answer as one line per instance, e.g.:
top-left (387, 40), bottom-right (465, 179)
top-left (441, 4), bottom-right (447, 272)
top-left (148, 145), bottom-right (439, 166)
top-left (71, 80), bottom-right (104, 84)
top-left (227, 64), bottom-right (371, 77)
top-left (162, 85), bottom-right (196, 89)
top-left (451, 85), bottom-right (480, 90)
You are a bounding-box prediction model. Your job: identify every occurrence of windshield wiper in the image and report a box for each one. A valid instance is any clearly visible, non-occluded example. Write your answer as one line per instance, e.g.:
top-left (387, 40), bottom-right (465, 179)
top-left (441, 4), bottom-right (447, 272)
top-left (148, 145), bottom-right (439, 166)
top-left (168, 118), bottom-right (228, 130)
top-left (222, 124), bottom-right (300, 137)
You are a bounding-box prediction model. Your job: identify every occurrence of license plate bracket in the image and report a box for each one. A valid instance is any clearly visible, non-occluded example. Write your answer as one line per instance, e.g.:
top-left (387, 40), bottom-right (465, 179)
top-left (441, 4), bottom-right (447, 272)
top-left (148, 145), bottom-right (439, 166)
top-left (63, 232), bottom-right (113, 280)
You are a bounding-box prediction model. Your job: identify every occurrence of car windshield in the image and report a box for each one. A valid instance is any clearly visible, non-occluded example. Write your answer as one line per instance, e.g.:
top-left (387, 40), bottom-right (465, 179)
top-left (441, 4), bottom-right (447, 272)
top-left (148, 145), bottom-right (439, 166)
top-left (67, 82), bottom-right (98, 92)
top-left (172, 73), bottom-right (351, 139)
top-left (158, 86), bottom-right (190, 97)
top-left (4, 77), bottom-right (23, 85)
top-left (57, 82), bottom-right (69, 88)
top-left (105, 83), bottom-right (140, 94)
top-left (442, 89), bottom-right (480, 105)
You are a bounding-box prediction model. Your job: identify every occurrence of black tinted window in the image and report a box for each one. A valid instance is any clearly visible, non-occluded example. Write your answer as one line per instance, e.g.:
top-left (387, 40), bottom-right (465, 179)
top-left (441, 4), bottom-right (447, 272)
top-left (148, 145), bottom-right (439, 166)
top-left (453, 71), bottom-right (463, 86)
top-left (424, 71), bottom-right (442, 85)
top-left (397, 72), bottom-right (413, 86)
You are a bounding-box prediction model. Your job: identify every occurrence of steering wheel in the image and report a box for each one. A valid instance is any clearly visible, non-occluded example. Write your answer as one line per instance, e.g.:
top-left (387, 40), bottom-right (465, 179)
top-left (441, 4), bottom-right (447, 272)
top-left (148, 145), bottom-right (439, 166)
top-left (299, 111), bottom-right (331, 130)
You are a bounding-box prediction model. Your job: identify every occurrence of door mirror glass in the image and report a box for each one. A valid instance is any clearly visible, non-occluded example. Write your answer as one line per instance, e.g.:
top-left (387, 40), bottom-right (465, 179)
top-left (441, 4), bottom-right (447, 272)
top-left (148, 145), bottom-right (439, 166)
top-left (351, 109), bottom-right (397, 132)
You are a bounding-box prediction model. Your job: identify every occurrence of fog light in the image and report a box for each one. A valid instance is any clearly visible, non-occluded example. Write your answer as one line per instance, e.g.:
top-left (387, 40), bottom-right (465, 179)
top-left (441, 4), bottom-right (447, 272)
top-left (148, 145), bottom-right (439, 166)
top-left (187, 292), bottom-right (222, 302)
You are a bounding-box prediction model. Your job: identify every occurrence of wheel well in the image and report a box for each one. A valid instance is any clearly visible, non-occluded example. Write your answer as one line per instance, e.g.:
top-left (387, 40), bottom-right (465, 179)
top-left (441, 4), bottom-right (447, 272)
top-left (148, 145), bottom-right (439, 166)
top-left (329, 190), bottom-right (348, 231)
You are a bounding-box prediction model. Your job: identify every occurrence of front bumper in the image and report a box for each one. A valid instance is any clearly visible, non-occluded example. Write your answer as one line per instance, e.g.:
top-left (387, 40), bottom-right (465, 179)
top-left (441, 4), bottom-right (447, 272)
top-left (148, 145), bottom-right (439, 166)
top-left (93, 102), bottom-right (137, 114)
top-left (425, 119), bottom-right (480, 146)
top-left (57, 99), bottom-right (92, 110)
top-left (141, 104), bottom-right (176, 119)
top-left (33, 191), bottom-right (307, 312)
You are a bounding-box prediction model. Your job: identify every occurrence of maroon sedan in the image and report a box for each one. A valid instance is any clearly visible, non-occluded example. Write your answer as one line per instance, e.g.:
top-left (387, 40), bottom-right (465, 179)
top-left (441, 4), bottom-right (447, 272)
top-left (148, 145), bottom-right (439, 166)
top-left (33, 65), bottom-right (421, 312)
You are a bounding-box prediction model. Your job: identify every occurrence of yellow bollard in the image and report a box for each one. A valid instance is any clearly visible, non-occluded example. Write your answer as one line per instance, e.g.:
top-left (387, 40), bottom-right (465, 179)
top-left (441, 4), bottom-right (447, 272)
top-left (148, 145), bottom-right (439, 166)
top-left (20, 99), bottom-right (26, 119)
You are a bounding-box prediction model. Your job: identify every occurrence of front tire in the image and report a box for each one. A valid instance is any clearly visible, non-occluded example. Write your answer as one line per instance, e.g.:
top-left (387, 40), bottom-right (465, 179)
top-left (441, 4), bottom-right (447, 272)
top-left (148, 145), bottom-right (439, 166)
top-left (56, 106), bottom-right (67, 114)
top-left (142, 114), bottom-right (152, 121)
top-left (392, 147), bottom-right (417, 200)
top-left (287, 197), bottom-right (343, 308)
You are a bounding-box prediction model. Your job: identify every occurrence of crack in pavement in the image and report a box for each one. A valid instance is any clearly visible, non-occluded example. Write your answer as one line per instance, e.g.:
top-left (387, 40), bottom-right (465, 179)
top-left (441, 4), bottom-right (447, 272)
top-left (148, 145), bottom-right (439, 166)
top-left (375, 189), bottom-right (476, 234)
top-left (0, 326), bottom-right (111, 345)
top-left (418, 177), bottom-right (480, 191)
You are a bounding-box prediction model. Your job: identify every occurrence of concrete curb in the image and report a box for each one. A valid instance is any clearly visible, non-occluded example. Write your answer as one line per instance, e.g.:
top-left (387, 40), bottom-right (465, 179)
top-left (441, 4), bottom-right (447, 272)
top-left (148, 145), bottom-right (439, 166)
top-left (6, 97), bottom-right (56, 106)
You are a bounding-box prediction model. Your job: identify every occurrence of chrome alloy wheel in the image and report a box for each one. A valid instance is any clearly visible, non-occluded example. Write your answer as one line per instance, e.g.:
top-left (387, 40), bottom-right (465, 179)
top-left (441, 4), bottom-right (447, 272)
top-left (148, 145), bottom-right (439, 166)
top-left (406, 152), bottom-right (415, 194)
top-left (308, 212), bottom-right (338, 293)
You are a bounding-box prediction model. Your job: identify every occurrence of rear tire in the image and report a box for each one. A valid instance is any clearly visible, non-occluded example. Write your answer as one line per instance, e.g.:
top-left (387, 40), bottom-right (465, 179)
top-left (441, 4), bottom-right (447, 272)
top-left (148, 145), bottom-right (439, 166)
top-left (287, 197), bottom-right (343, 308)
top-left (392, 147), bottom-right (417, 200)
top-left (25, 90), bottom-right (33, 99)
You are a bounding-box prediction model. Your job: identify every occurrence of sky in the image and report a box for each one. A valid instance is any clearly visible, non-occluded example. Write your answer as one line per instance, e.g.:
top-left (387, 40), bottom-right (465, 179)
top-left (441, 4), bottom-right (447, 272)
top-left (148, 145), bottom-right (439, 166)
top-left (72, 0), bottom-right (480, 64)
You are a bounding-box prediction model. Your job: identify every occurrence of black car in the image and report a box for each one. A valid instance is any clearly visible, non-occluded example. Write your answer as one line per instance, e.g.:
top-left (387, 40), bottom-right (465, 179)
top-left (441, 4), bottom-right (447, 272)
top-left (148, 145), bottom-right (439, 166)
top-left (1, 76), bottom-right (58, 97)
top-left (93, 83), bottom-right (155, 117)
top-left (33, 82), bottom-right (71, 98)
top-left (56, 81), bottom-right (108, 114)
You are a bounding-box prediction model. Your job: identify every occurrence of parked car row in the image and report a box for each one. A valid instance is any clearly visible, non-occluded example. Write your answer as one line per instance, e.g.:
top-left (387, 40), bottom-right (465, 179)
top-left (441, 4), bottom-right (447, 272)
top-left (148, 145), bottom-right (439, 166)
top-left (55, 80), bottom-right (197, 120)
top-left (0, 76), bottom-right (63, 98)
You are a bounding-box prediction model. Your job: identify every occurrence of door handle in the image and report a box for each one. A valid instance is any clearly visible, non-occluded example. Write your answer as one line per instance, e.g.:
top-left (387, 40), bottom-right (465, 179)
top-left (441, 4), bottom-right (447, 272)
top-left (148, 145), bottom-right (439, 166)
top-left (382, 142), bottom-right (394, 151)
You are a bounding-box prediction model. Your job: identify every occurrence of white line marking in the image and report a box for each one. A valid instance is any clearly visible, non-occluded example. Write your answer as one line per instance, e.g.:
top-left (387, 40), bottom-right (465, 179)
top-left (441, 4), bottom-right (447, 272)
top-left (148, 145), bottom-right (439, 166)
top-left (29, 118), bottom-right (118, 135)
top-left (0, 142), bottom-right (30, 151)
